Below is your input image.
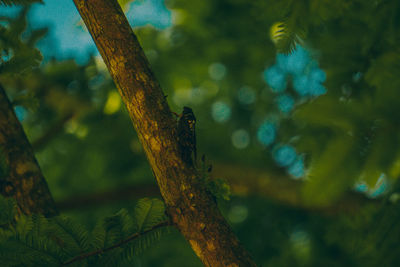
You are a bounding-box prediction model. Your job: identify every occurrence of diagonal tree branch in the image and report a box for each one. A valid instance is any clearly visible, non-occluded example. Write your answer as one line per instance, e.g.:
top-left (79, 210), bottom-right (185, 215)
top-left (72, 0), bottom-right (257, 266)
top-left (0, 84), bottom-right (58, 216)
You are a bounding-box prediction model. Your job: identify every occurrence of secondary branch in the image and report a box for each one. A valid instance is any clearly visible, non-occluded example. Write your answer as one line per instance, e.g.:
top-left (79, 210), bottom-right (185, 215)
top-left (0, 84), bottom-right (58, 216)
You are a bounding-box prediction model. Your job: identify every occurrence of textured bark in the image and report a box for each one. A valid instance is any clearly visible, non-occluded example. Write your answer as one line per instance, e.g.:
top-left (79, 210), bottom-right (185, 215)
top-left (0, 84), bottom-right (58, 217)
top-left (72, 0), bottom-right (257, 266)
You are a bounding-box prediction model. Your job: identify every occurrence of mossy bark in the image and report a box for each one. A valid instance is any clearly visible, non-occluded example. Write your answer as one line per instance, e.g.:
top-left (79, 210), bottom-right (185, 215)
top-left (0, 84), bottom-right (57, 217)
top-left (72, 0), bottom-right (257, 266)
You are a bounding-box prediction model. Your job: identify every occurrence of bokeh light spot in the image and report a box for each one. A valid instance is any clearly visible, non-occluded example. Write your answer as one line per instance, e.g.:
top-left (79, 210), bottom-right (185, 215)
top-left (14, 106), bottom-right (26, 121)
top-left (231, 129), bottom-right (250, 149)
top-left (276, 46), bottom-right (310, 75)
top-left (308, 82), bottom-right (327, 97)
top-left (257, 121), bottom-right (276, 146)
top-left (208, 62), bottom-right (227, 81)
top-left (368, 174), bottom-right (388, 198)
top-left (276, 94), bottom-right (295, 114)
top-left (263, 65), bottom-right (287, 92)
top-left (228, 205), bottom-right (248, 223)
top-left (264, 65), bottom-right (286, 93)
top-left (354, 181), bottom-right (368, 193)
top-left (293, 75), bottom-right (310, 96)
top-left (273, 144), bottom-right (297, 167)
top-left (237, 86), bottom-right (256, 105)
top-left (104, 91), bottom-right (121, 115)
top-left (287, 157), bottom-right (305, 179)
top-left (211, 101), bottom-right (231, 123)
top-left (310, 67), bottom-right (327, 83)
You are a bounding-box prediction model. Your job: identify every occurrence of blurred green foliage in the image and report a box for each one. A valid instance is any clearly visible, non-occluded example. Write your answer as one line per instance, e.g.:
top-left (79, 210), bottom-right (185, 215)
top-left (1, 0), bottom-right (400, 266)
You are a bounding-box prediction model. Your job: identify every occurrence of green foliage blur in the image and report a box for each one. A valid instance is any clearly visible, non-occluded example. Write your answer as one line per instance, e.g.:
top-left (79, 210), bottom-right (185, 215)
top-left (1, 0), bottom-right (400, 266)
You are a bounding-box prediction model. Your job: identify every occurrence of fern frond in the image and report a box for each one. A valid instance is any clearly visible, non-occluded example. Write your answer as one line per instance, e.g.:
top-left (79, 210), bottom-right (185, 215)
top-left (0, 233), bottom-right (63, 266)
top-left (116, 208), bottom-right (134, 236)
top-left (0, 0), bottom-right (42, 6)
top-left (0, 214), bottom-right (92, 266)
top-left (270, 20), bottom-right (305, 54)
top-left (14, 215), bottom-right (33, 236)
top-left (103, 213), bottom-right (125, 248)
top-left (0, 228), bottom-right (13, 241)
top-left (89, 212), bottom-right (126, 250)
top-left (67, 199), bottom-right (168, 266)
top-left (0, 198), bottom-right (169, 266)
top-left (46, 216), bottom-right (90, 255)
top-left (30, 213), bottom-right (48, 236)
top-left (89, 220), bottom-right (107, 250)
top-left (65, 220), bottom-right (170, 266)
top-left (93, 222), bottom-right (169, 266)
top-left (0, 196), bottom-right (16, 226)
top-left (129, 226), bottom-right (166, 255)
top-left (134, 198), bottom-right (166, 232)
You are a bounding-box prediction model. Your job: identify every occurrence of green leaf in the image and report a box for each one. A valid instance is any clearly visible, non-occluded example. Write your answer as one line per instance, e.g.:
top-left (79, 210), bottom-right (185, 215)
top-left (294, 96), bottom-right (355, 132)
top-left (207, 178), bottom-right (231, 201)
top-left (302, 135), bottom-right (357, 206)
top-left (0, 0), bottom-right (42, 6)
top-left (0, 46), bottom-right (43, 73)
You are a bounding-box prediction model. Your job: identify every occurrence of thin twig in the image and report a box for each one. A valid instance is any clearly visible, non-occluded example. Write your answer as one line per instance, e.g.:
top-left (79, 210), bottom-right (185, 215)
top-left (56, 184), bottom-right (160, 211)
top-left (62, 220), bottom-right (171, 266)
top-left (56, 162), bottom-right (379, 215)
top-left (32, 112), bottom-right (75, 151)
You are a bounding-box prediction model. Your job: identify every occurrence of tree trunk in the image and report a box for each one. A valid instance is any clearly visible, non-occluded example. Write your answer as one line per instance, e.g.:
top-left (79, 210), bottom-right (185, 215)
top-left (72, 0), bottom-right (257, 266)
top-left (0, 84), bottom-right (58, 217)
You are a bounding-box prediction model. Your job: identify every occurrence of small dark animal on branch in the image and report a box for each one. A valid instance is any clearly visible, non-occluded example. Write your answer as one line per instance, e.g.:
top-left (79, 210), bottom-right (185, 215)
top-left (177, 106), bottom-right (197, 166)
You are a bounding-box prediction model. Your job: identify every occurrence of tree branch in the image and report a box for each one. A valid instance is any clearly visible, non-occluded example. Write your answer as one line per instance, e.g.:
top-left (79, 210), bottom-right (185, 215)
top-left (213, 163), bottom-right (378, 215)
top-left (56, 163), bottom-right (378, 215)
top-left (56, 183), bottom-right (161, 211)
top-left (0, 84), bottom-right (58, 216)
top-left (62, 220), bottom-right (171, 266)
top-left (72, 0), bottom-right (257, 265)
top-left (32, 112), bottom-right (75, 151)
